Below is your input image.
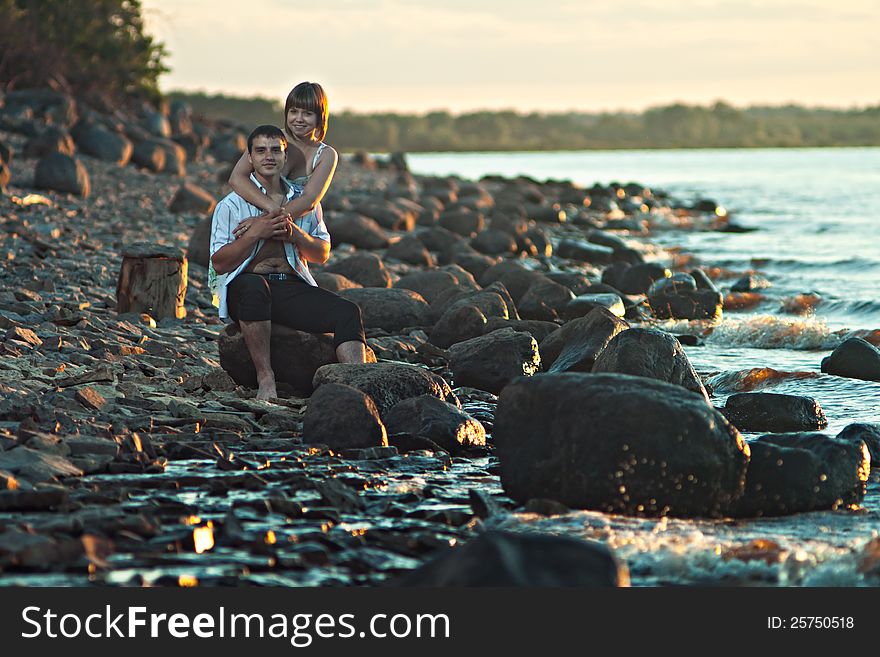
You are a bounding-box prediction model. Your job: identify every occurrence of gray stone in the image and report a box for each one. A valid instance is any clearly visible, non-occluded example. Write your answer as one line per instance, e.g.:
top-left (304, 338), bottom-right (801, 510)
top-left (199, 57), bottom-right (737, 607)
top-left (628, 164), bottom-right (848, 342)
top-left (448, 328), bottom-right (541, 394)
top-left (385, 395), bottom-right (486, 454)
top-left (302, 383), bottom-right (387, 450)
top-left (722, 393), bottom-right (828, 433)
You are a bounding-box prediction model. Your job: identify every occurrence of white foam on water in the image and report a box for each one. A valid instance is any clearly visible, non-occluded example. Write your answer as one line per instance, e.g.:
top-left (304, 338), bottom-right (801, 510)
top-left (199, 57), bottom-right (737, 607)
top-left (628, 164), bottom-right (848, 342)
top-left (706, 315), bottom-right (844, 350)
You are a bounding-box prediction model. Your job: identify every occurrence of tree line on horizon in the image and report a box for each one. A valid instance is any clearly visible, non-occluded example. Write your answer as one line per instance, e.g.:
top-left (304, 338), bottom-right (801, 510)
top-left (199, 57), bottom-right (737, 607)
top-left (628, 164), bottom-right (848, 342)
top-left (170, 90), bottom-right (880, 153)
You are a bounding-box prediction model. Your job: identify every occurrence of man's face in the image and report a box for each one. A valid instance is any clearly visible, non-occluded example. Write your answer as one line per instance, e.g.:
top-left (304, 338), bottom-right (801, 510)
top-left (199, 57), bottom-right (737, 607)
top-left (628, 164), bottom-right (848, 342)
top-left (248, 135), bottom-right (286, 177)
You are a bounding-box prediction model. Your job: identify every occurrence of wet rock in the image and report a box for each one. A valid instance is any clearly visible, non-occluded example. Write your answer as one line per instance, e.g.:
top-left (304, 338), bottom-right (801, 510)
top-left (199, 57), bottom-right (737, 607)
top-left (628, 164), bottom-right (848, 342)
top-left (524, 498), bottom-right (571, 516)
top-left (518, 278), bottom-right (575, 321)
top-left (313, 272), bottom-right (361, 292)
top-left (494, 373), bottom-right (749, 517)
top-left (324, 252), bottom-right (392, 288)
top-left (0, 486), bottom-right (68, 511)
top-left (328, 212), bottom-right (389, 249)
top-left (169, 183), bottom-right (216, 215)
top-left (387, 433), bottom-right (445, 454)
top-left (33, 152), bottom-right (90, 197)
top-left (731, 274), bottom-right (772, 292)
top-left (837, 423), bottom-right (880, 465)
top-left (395, 270), bottom-right (460, 304)
top-left (0, 446), bottom-right (83, 483)
top-left (439, 207), bottom-right (485, 236)
top-left (732, 433), bottom-right (869, 517)
top-left (592, 328), bottom-right (709, 402)
top-left (820, 338), bottom-right (880, 382)
top-left (391, 531), bottom-right (628, 586)
top-left (73, 123), bottom-right (132, 165)
top-left (448, 328), bottom-right (540, 394)
top-left (619, 263), bottom-right (671, 295)
top-left (313, 362), bottom-right (458, 420)
top-left (541, 307), bottom-right (628, 372)
top-left (385, 235), bottom-right (434, 266)
top-left (385, 395), bottom-right (486, 454)
top-left (721, 393), bottom-right (828, 433)
top-left (429, 304), bottom-right (487, 348)
top-left (219, 323), bottom-right (339, 394)
top-left (557, 239), bottom-right (614, 265)
top-left (478, 260), bottom-right (544, 302)
top-left (341, 287), bottom-right (430, 331)
top-left (564, 293), bottom-right (625, 320)
top-left (648, 273), bottom-right (723, 321)
top-left (484, 317), bottom-right (560, 344)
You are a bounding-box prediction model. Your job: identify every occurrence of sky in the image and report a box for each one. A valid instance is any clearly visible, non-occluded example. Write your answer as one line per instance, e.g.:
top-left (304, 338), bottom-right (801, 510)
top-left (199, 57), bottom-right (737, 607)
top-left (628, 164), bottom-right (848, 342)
top-left (141, 0), bottom-right (880, 114)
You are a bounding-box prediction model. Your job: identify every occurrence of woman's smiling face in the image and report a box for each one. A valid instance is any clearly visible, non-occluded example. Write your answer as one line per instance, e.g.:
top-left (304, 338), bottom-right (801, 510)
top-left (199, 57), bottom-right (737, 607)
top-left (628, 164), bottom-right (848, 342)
top-left (287, 107), bottom-right (319, 139)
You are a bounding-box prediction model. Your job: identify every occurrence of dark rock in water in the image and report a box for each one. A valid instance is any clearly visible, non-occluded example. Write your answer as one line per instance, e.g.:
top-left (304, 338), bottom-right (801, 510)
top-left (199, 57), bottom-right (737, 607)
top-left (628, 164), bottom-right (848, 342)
top-left (439, 207), bottom-right (484, 236)
top-left (587, 229), bottom-right (628, 251)
top-left (692, 198), bottom-right (723, 213)
top-left (302, 383), bottom-right (388, 449)
top-left (390, 531), bottom-right (628, 586)
top-left (313, 272), bottom-right (361, 292)
top-left (731, 274), bottom-right (772, 292)
top-left (169, 183), bottom-right (216, 215)
top-left (612, 247), bottom-right (645, 265)
top-left (591, 328), bottom-right (709, 402)
top-left (485, 317), bottom-right (560, 344)
top-left (0, 446), bottom-right (84, 483)
top-left (384, 395), bottom-right (486, 453)
top-left (690, 268), bottom-right (719, 292)
top-left (557, 239), bottom-right (614, 265)
top-left (448, 328), bottom-right (541, 394)
top-left (387, 433), bottom-right (444, 454)
top-left (23, 126), bottom-right (75, 158)
top-left (327, 212), bottom-right (389, 249)
top-left (395, 270), bottom-right (459, 305)
top-left (518, 278), bottom-right (575, 321)
top-left (340, 287), bottom-right (430, 331)
top-left (721, 393), bottom-right (828, 433)
top-left (564, 293), bottom-right (625, 320)
top-left (219, 323), bottom-right (341, 394)
top-left (429, 304), bottom-right (487, 349)
top-left (478, 260), bottom-right (544, 302)
top-left (33, 152), bottom-right (90, 197)
top-left (313, 362), bottom-right (458, 420)
top-left (131, 139), bottom-right (166, 172)
top-left (325, 252), bottom-right (392, 288)
top-left (493, 373), bottom-right (749, 517)
top-left (648, 273), bottom-right (723, 320)
top-left (601, 262), bottom-right (629, 291)
top-left (186, 216), bottom-right (212, 267)
top-left (385, 235), bottom-right (434, 266)
top-left (732, 433), bottom-right (870, 517)
top-left (72, 123), bottom-right (132, 166)
top-left (471, 228), bottom-right (518, 255)
top-left (836, 423), bottom-right (880, 465)
top-left (543, 307), bottom-right (628, 373)
top-left (619, 263), bottom-right (671, 295)
top-left (820, 338), bottom-right (880, 382)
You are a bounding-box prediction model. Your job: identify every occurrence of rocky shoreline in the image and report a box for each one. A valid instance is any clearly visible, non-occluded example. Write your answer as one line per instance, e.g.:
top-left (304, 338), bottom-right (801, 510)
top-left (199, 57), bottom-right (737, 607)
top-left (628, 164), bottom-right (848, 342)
top-left (2, 89), bottom-right (880, 586)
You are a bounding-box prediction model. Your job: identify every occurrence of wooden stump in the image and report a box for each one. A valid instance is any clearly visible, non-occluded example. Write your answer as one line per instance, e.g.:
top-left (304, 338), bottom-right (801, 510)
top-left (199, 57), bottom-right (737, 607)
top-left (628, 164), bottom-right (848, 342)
top-left (116, 242), bottom-right (187, 319)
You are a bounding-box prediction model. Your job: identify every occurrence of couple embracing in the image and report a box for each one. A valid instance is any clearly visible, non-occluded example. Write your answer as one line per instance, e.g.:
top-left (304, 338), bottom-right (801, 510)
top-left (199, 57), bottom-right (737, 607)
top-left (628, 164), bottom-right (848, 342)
top-left (209, 82), bottom-right (368, 401)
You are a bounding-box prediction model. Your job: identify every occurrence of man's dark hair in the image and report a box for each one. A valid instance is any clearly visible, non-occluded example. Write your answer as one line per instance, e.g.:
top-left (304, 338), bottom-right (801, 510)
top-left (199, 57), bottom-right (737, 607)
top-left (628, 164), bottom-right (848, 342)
top-left (247, 125), bottom-right (287, 153)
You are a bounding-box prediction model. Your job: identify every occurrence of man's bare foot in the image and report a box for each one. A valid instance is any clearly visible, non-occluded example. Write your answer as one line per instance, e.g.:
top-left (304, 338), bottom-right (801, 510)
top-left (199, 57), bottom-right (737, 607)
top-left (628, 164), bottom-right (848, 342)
top-left (255, 372), bottom-right (277, 400)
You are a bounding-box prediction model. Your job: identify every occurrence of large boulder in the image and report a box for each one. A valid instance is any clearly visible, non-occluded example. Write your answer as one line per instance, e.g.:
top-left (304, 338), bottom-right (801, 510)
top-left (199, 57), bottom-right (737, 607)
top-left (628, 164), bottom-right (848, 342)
top-left (324, 252), bottom-right (392, 288)
top-left (340, 287), bottom-right (430, 332)
top-left (493, 373), bottom-right (750, 517)
top-left (219, 323), bottom-right (342, 395)
top-left (384, 395), bottom-right (486, 454)
top-left (448, 328), bottom-right (541, 394)
top-left (169, 183), bottom-right (216, 215)
top-left (131, 139), bottom-right (166, 172)
top-left (619, 263), bottom-right (671, 295)
top-left (648, 273), bottom-right (723, 321)
top-left (471, 228), bottom-right (518, 256)
top-left (439, 207), bottom-right (484, 236)
top-left (541, 307), bottom-right (628, 372)
top-left (591, 328), bottom-right (709, 402)
top-left (33, 153), bottom-right (90, 197)
top-left (518, 278), bottom-right (575, 322)
top-left (391, 531), bottom-right (628, 587)
top-left (429, 304), bottom-right (488, 349)
top-left (485, 317), bottom-right (560, 345)
top-left (356, 199), bottom-right (415, 231)
top-left (721, 393), bottom-right (828, 433)
top-left (313, 272), bottom-right (361, 293)
top-left (313, 362), bottom-right (458, 420)
top-left (73, 124), bottom-right (132, 166)
top-left (385, 235), bottom-right (434, 266)
top-left (478, 260), bottom-right (544, 302)
top-left (820, 338), bottom-right (880, 381)
top-left (23, 126), bottom-right (76, 158)
top-left (564, 293), bottom-right (625, 320)
top-left (327, 212), bottom-right (389, 249)
top-left (556, 239), bottom-right (614, 265)
top-left (302, 383), bottom-right (387, 450)
top-left (732, 433), bottom-right (870, 517)
top-left (837, 423), bottom-right (880, 465)
top-left (395, 270), bottom-right (460, 305)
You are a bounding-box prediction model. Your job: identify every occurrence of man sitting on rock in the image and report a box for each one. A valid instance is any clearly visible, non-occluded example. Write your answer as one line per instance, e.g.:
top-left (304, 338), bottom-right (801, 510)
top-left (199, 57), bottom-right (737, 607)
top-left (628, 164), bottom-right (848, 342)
top-left (210, 124), bottom-right (366, 400)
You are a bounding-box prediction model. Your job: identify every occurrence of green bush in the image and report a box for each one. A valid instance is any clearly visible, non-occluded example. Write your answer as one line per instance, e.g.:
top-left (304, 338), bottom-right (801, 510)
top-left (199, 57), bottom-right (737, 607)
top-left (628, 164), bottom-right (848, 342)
top-left (0, 0), bottom-right (168, 102)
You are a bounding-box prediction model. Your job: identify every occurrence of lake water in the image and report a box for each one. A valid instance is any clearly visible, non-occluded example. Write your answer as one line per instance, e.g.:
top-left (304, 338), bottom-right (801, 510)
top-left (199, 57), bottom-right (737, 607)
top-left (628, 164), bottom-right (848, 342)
top-left (408, 148), bottom-right (880, 585)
